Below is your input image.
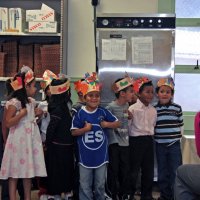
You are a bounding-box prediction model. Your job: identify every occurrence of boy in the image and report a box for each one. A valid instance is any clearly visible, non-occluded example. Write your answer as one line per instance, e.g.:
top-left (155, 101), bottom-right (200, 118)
top-left (71, 72), bottom-right (120, 200)
top-left (71, 78), bottom-right (86, 200)
top-left (106, 75), bottom-right (134, 200)
top-left (128, 77), bottom-right (157, 200)
top-left (154, 78), bottom-right (183, 200)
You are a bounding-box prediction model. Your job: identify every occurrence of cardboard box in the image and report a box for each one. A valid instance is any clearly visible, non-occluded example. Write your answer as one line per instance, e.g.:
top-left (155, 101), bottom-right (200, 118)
top-left (9, 8), bottom-right (26, 32)
top-left (28, 21), bottom-right (57, 33)
top-left (26, 9), bottom-right (56, 22)
top-left (0, 7), bottom-right (8, 32)
top-left (26, 3), bottom-right (58, 22)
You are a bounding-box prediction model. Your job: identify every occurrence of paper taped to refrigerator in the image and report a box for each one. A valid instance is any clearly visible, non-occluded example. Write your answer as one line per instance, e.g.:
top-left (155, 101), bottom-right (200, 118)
top-left (131, 36), bottom-right (153, 64)
top-left (102, 39), bottom-right (126, 61)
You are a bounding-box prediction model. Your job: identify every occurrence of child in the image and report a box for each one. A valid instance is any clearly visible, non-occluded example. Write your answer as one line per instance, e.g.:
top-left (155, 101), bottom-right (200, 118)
top-left (71, 78), bottom-right (86, 200)
top-left (1, 79), bottom-right (25, 200)
top-left (38, 70), bottom-right (58, 200)
top-left (0, 70), bottom-right (47, 200)
top-left (45, 77), bottom-right (74, 200)
top-left (128, 77), bottom-right (157, 200)
top-left (71, 72), bottom-right (120, 200)
top-left (106, 75), bottom-right (134, 200)
top-left (154, 78), bottom-right (183, 200)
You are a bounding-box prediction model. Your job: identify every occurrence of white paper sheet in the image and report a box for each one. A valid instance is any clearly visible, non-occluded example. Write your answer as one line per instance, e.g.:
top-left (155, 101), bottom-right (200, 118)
top-left (131, 37), bottom-right (153, 64)
top-left (102, 39), bottom-right (126, 60)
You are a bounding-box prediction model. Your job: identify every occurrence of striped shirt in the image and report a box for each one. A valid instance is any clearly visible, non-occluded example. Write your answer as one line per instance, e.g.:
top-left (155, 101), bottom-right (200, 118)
top-left (154, 102), bottom-right (184, 143)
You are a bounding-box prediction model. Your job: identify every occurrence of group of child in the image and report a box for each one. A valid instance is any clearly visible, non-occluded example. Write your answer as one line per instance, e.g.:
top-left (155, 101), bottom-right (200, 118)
top-left (0, 67), bottom-right (184, 200)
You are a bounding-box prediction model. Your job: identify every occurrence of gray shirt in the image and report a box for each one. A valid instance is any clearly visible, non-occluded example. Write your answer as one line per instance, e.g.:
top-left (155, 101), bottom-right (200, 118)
top-left (106, 101), bottom-right (129, 146)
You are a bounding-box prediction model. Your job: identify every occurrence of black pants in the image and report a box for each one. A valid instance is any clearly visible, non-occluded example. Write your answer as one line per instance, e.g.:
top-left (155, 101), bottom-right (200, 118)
top-left (107, 143), bottom-right (131, 196)
top-left (129, 136), bottom-right (154, 200)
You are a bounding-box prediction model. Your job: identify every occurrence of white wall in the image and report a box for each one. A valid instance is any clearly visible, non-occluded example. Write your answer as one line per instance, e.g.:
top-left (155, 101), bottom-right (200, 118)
top-left (67, 0), bottom-right (158, 77)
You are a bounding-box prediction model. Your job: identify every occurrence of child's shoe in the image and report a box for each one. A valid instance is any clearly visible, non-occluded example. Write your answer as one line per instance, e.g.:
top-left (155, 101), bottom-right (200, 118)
top-left (40, 194), bottom-right (48, 200)
top-left (64, 192), bottom-right (73, 200)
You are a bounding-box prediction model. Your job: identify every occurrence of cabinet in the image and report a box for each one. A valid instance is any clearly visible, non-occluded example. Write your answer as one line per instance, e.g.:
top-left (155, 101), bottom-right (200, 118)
top-left (0, 0), bottom-right (67, 100)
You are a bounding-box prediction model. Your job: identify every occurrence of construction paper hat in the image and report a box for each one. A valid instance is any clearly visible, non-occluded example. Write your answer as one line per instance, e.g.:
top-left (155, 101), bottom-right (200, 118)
top-left (133, 77), bottom-right (151, 93)
top-left (10, 77), bottom-right (23, 91)
top-left (24, 70), bottom-right (34, 85)
top-left (74, 72), bottom-right (101, 96)
top-left (50, 78), bottom-right (70, 95)
top-left (112, 72), bottom-right (134, 93)
top-left (40, 70), bottom-right (58, 90)
top-left (157, 77), bottom-right (175, 90)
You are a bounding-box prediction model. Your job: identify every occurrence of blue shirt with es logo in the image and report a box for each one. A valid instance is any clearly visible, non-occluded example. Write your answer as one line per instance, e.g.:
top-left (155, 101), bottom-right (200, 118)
top-left (71, 106), bottom-right (118, 168)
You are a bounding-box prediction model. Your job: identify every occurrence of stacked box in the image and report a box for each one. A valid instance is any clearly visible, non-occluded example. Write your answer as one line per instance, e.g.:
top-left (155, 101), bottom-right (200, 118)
top-left (26, 9), bottom-right (56, 22)
top-left (0, 52), bottom-right (7, 76)
top-left (18, 44), bottom-right (33, 70)
top-left (40, 44), bottom-right (60, 75)
top-left (2, 41), bottom-right (18, 77)
top-left (34, 44), bottom-right (42, 77)
top-left (9, 8), bottom-right (26, 32)
top-left (0, 7), bottom-right (8, 32)
top-left (26, 3), bottom-right (58, 33)
top-left (28, 21), bottom-right (57, 33)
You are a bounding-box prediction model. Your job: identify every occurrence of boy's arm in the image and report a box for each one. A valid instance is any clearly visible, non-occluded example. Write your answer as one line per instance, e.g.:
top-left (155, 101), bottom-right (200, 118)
top-left (71, 121), bottom-right (92, 136)
top-left (100, 120), bottom-right (121, 129)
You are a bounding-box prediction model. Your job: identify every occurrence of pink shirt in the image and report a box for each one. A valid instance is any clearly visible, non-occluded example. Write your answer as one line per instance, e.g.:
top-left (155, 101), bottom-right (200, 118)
top-left (128, 99), bottom-right (157, 137)
top-left (194, 112), bottom-right (200, 157)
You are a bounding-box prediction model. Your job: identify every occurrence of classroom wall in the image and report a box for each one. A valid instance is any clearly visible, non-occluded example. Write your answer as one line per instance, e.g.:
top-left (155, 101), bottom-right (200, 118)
top-left (67, 0), bottom-right (158, 77)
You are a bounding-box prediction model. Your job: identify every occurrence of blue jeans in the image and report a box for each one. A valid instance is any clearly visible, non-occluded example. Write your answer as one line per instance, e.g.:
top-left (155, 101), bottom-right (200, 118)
top-left (156, 141), bottom-right (182, 199)
top-left (174, 164), bottom-right (200, 200)
top-left (79, 164), bottom-right (107, 200)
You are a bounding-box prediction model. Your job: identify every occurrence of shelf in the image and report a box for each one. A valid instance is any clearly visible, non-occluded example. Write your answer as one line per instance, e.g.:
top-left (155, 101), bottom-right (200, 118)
top-left (0, 32), bottom-right (61, 36)
top-left (0, 77), bottom-right (43, 81)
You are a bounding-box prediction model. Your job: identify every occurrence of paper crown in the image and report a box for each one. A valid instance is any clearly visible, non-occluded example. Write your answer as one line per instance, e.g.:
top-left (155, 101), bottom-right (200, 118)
top-left (40, 70), bottom-right (58, 90)
top-left (157, 77), bottom-right (175, 90)
top-left (50, 79), bottom-right (70, 95)
top-left (24, 70), bottom-right (34, 85)
top-left (112, 73), bottom-right (134, 93)
top-left (10, 77), bottom-right (23, 91)
top-left (74, 72), bottom-right (100, 96)
top-left (133, 77), bottom-right (151, 93)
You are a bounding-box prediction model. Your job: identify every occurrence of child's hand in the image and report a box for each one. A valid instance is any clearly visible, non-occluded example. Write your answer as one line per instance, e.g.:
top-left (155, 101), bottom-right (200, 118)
top-left (19, 108), bottom-right (27, 118)
top-left (84, 121), bottom-right (92, 132)
top-left (128, 110), bottom-right (133, 120)
top-left (100, 120), bottom-right (108, 128)
top-left (35, 107), bottom-right (43, 118)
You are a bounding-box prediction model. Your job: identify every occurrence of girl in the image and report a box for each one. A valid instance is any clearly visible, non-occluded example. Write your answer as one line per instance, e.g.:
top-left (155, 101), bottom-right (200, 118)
top-left (0, 71), bottom-right (47, 200)
top-left (45, 77), bottom-right (74, 200)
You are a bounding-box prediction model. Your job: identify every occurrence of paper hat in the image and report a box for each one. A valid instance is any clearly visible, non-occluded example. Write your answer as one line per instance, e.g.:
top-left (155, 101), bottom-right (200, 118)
top-left (40, 70), bottom-right (58, 90)
top-left (10, 77), bottom-right (23, 91)
top-left (133, 77), bottom-right (151, 93)
top-left (20, 65), bottom-right (33, 74)
top-left (112, 73), bottom-right (134, 93)
top-left (50, 79), bottom-right (70, 95)
top-left (24, 70), bottom-right (34, 85)
top-left (74, 72), bottom-right (100, 96)
top-left (157, 77), bottom-right (175, 90)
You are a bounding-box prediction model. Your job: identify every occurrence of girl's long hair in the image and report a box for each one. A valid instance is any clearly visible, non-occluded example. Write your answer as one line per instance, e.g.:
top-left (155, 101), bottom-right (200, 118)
top-left (10, 72), bottom-right (29, 108)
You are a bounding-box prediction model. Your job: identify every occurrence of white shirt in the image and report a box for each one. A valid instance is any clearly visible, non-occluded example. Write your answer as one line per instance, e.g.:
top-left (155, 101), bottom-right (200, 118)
top-left (128, 99), bottom-right (157, 137)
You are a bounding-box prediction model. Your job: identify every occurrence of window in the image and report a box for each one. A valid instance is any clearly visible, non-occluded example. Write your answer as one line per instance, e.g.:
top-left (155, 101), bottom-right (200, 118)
top-left (175, 0), bottom-right (200, 65)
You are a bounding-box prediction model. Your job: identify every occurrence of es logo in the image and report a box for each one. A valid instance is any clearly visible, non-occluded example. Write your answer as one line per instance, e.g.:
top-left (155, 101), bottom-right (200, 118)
top-left (82, 124), bottom-right (105, 150)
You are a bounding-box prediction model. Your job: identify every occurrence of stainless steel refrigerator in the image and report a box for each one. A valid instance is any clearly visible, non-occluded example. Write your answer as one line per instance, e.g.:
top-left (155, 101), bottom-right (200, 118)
top-left (96, 13), bottom-right (175, 105)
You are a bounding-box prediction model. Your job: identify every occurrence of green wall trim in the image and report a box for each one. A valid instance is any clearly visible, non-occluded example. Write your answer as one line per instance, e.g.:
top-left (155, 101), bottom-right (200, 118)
top-left (158, 0), bottom-right (175, 13)
top-left (176, 18), bottom-right (200, 27)
top-left (175, 65), bottom-right (200, 73)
